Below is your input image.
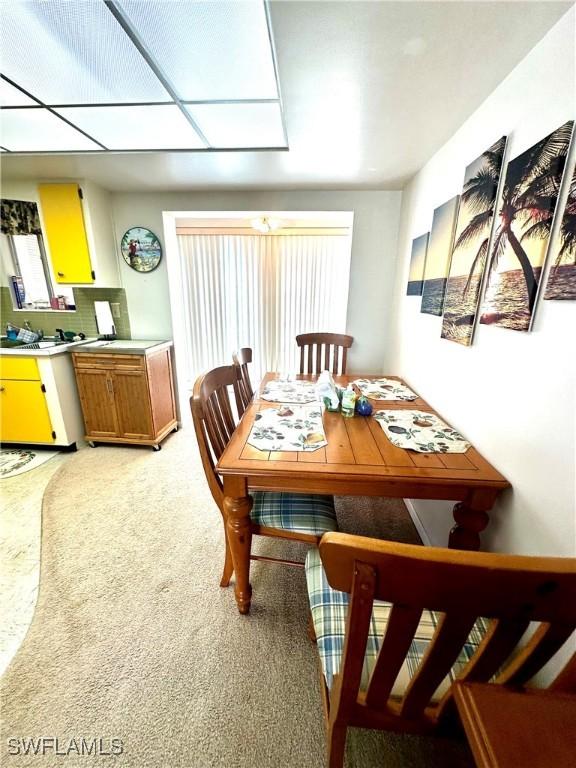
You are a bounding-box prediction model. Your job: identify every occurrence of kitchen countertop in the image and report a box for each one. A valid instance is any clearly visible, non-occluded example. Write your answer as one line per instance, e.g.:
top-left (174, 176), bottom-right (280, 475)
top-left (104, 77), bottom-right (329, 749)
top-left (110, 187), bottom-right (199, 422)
top-left (0, 338), bottom-right (98, 357)
top-left (71, 339), bottom-right (172, 355)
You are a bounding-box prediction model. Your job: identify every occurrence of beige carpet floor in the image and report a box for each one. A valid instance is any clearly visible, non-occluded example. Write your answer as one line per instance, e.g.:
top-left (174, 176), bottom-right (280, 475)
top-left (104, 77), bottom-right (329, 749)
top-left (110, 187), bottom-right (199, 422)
top-left (0, 450), bottom-right (67, 676)
top-left (0, 428), bottom-right (472, 768)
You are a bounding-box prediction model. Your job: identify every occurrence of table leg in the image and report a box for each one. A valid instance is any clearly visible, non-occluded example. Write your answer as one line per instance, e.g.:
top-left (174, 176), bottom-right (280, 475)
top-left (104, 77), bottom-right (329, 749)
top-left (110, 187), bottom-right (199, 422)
top-left (449, 501), bottom-right (490, 551)
top-left (223, 478), bottom-right (253, 615)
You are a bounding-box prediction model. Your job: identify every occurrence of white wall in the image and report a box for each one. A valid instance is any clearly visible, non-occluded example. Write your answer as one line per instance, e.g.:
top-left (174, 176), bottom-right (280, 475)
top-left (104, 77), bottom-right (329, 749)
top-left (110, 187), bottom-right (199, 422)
top-left (391, 8), bottom-right (575, 557)
top-left (109, 190), bottom-right (402, 373)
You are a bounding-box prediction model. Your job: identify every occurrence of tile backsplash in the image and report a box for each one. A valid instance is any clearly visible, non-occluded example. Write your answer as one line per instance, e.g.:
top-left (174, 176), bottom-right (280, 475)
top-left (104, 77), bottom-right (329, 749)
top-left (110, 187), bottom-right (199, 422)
top-left (1, 286), bottom-right (131, 339)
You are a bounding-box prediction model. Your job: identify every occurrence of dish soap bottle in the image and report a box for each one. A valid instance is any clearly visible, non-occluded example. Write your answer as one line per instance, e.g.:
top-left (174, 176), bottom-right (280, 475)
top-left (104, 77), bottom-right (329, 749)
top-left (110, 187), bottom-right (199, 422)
top-left (341, 384), bottom-right (357, 418)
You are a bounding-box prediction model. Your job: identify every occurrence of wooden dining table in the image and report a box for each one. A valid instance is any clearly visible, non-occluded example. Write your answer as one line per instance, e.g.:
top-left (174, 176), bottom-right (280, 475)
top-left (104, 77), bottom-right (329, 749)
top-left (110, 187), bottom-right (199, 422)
top-left (217, 374), bottom-right (510, 614)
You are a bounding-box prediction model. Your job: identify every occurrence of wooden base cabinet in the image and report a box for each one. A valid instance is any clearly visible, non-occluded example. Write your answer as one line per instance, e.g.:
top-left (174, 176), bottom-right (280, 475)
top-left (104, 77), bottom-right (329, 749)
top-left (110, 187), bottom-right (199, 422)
top-left (72, 343), bottom-right (177, 450)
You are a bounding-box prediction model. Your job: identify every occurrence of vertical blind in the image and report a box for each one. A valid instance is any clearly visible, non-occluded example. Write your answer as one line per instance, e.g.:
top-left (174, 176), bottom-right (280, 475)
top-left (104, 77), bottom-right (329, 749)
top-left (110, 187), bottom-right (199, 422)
top-left (176, 233), bottom-right (352, 387)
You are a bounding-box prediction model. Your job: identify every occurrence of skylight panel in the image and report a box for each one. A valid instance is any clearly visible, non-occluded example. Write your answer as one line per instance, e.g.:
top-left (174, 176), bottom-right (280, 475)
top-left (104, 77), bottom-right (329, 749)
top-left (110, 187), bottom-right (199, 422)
top-left (116, 0), bottom-right (279, 101)
top-left (186, 102), bottom-right (286, 148)
top-left (55, 105), bottom-right (205, 150)
top-left (0, 109), bottom-right (102, 152)
top-left (0, 78), bottom-right (37, 107)
top-left (0, 0), bottom-right (170, 104)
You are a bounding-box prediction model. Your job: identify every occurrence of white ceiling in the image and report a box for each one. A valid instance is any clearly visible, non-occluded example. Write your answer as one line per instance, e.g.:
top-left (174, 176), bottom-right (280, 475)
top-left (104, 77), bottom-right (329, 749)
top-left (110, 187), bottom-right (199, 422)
top-left (1, 1), bottom-right (572, 191)
top-left (0, 1), bottom-right (286, 151)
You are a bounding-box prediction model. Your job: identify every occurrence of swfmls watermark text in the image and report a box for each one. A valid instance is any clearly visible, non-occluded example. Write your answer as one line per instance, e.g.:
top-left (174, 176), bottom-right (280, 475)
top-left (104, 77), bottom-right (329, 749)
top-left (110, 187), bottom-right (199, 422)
top-left (6, 737), bottom-right (124, 757)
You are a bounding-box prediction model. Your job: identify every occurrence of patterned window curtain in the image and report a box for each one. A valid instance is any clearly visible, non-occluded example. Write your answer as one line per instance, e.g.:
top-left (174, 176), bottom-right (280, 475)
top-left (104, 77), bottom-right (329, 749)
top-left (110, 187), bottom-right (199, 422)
top-left (0, 199), bottom-right (42, 236)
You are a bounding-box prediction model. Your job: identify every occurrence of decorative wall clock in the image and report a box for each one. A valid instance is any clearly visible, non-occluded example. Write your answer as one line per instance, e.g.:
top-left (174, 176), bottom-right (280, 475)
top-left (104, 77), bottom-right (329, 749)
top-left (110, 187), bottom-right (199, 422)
top-left (121, 227), bottom-right (162, 272)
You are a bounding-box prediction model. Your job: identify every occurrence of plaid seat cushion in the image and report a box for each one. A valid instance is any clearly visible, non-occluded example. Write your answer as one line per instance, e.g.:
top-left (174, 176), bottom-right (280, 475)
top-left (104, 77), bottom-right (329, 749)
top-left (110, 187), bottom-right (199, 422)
top-left (251, 492), bottom-right (337, 536)
top-left (305, 547), bottom-right (487, 698)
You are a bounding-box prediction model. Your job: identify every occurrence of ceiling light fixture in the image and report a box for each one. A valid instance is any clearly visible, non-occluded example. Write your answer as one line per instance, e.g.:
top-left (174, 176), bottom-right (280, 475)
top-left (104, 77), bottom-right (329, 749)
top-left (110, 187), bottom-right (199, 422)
top-left (0, 0), bottom-right (288, 153)
top-left (251, 216), bottom-right (280, 233)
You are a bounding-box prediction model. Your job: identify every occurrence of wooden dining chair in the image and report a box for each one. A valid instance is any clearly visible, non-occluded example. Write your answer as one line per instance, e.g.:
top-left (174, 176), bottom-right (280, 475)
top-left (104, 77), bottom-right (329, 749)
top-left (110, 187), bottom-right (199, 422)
top-left (232, 347), bottom-right (254, 418)
top-left (191, 365), bottom-right (338, 588)
top-left (306, 532), bottom-right (576, 768)
top-left (296, 333), bottom-right (354, 375)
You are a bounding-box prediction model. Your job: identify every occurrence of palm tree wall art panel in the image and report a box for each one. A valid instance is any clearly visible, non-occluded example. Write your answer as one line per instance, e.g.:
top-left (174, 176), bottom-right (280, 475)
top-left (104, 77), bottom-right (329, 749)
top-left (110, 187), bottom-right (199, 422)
top-left (441, 137), bottom-right (507, 345)
top-left (420, 196), bottom-right (460, 315)
top-left (544, 157), bottom-right (576, 300)
top-left (406, 232), bottom-right (429, 295)
top-left (480, 120), bottom-right (574, 331)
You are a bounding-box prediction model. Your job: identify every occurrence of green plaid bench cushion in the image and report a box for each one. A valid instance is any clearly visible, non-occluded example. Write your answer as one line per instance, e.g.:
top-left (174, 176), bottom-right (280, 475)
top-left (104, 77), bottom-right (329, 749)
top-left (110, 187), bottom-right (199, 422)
top-left (305, 547), bottom-right (487, 697)
top-left (251, 493), bottom-right (337, 536)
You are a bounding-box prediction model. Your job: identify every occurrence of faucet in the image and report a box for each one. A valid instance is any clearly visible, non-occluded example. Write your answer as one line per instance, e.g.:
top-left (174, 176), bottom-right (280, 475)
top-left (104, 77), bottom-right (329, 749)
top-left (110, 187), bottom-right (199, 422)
top-left (55, 328), bottom-right (66, 341)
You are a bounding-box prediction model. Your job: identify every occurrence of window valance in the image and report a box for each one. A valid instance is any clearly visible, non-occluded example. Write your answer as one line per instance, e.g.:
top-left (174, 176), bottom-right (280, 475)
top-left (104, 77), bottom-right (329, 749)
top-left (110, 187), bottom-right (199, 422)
top-left (0, 199), bottom-right (42, 236)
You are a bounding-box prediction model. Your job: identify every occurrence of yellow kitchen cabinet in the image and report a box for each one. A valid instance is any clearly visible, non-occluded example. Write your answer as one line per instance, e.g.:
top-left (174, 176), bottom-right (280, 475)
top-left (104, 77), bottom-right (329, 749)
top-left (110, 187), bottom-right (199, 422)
top-left (0, 356), bottom-right (40, 380)
top-left (38, 183), bottom-right (94, 284)
top-left (0, 379), bottom-right (54, 443)
top-left (0, 353), bottom-right (85, 448)
top-left (0, 357), bottom-right (54, 443)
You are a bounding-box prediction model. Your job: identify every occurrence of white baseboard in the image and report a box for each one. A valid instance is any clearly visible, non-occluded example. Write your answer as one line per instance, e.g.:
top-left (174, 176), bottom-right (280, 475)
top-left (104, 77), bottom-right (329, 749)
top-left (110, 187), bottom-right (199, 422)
top-left (404, 499), bottom-right (432, 546)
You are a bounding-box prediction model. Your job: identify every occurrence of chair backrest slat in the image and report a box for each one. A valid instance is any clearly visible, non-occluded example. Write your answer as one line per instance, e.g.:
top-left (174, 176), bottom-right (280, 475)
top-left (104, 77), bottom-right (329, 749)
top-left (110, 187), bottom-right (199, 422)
top-left (205, 403), bottom-right (226, 457)
top-left (332, 562), bottom-right (376, 710)
top-left (232, 348), bottom-right (254, 418)
top-left (495, 623), bottom-right (576, 687)
top-left (318, 532), bottom-right (576, 728)
top-left (365, 604), bottom-right (423, 707)
top-left (208, 392), bottom-right (230, 455)
top-left (215, 386), bottom-right (236, 437)
top-left (324, 344), bottom-right (330, 372)
top-left (399, 613), bottom-right (478, 719)
top-left (296, 333), bottom-right (354, 375)
top-left (434, 616), bottom-right (533, 720)
top-left (191, 365), bottom-right (239, 511)
top-left (453, 617), bottom-right (530, 685)
top-left (341, 348), bottom-right (348, 375)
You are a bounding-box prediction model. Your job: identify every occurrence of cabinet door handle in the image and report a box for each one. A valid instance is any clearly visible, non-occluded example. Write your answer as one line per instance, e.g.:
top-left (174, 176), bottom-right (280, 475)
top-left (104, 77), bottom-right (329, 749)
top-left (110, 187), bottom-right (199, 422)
top-left (0, 387), bottom-right (4, 392)
top-left (58, 271), bottom-right (65, 277)
top-left (106, 379), bottom-right (114, 394)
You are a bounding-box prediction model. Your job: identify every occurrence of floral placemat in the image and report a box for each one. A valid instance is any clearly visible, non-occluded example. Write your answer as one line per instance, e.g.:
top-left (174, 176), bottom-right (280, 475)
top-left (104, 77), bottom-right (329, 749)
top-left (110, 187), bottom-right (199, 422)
top-left (260, 380), bottom-right (318, 404)
top-left (373, 410), bottom-right (470, 453)
top-left (354, 378), bottom-right (418, 401)
top-left (248, 405), bottom-right (327, 452)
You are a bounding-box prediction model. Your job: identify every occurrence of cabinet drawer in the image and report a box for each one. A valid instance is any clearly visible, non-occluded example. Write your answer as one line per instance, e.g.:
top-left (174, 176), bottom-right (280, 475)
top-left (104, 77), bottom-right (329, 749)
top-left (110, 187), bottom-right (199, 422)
top-left (0, 356), bottom-right (41, 381)
top-left (73, 353), bottom-right (144, 371)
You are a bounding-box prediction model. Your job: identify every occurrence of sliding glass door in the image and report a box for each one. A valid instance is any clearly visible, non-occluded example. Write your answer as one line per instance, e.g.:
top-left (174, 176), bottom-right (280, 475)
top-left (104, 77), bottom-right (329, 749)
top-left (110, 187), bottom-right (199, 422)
top-left (176, 232), bottom-right (352, 387)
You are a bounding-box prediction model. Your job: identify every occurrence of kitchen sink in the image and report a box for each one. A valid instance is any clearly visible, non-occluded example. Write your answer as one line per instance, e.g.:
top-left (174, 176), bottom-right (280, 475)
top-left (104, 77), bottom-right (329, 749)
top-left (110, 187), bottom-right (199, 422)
top-left (20, 340), bottom-right (70, 349)
top-left (0, 337), bottom-right (70, 350)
